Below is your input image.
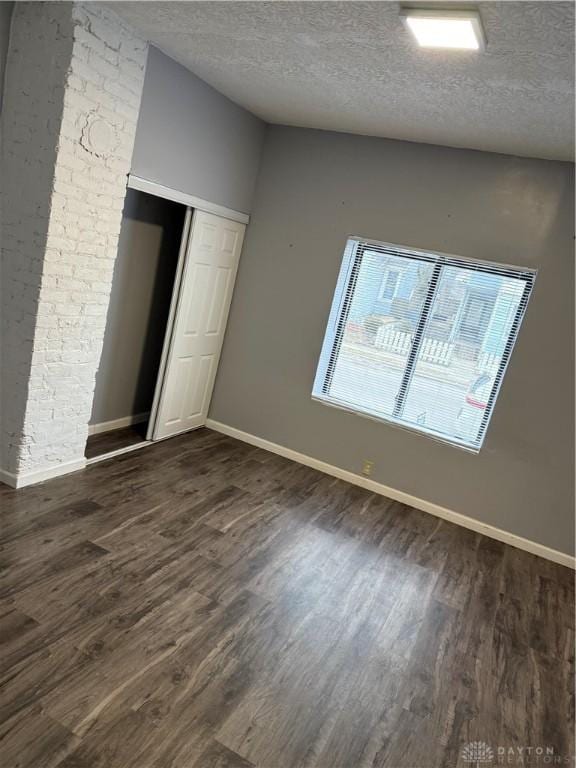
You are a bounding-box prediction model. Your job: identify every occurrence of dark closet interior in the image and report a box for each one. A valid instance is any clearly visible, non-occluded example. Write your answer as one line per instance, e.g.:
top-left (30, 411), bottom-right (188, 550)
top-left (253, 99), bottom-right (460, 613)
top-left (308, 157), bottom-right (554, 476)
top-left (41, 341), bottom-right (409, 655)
top-left (86, 189), bottom-right (186, 459)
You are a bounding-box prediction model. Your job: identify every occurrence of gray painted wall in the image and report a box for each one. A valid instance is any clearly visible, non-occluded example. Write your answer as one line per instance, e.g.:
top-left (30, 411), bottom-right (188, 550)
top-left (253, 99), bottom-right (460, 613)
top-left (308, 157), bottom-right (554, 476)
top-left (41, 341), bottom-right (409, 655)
top-left (131, 46), bottom-right (265, 215)
top-left (90, 189), bottom-right (184, 426)
top-left (0, 2), bottom-right (12, 112)
top-left (211, 126), bottom-right (575, 556)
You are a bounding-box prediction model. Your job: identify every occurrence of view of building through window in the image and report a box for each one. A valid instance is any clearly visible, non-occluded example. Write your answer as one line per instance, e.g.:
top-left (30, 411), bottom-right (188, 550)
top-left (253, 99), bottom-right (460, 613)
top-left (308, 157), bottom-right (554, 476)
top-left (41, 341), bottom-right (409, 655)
top-left (313, 240), bottom-right (535, 449)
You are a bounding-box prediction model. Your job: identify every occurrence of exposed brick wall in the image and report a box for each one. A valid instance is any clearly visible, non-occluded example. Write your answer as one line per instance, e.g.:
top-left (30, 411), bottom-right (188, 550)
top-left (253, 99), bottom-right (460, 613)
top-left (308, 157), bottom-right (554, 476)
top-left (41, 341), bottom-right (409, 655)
top-left (1, 2), bottom-right (147, 478)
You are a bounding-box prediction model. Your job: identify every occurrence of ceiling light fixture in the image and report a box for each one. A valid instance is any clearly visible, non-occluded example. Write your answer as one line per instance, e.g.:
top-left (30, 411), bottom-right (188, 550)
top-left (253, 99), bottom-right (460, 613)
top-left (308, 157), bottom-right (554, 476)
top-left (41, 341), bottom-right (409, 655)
top-left (400, 8), bottom-right (485, 51)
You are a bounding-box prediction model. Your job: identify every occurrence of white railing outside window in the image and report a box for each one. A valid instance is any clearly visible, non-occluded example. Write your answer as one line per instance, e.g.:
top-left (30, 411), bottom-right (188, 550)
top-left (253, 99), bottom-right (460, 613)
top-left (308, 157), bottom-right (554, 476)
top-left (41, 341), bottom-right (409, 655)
top-left (312, 237), bottom-right (536, 451)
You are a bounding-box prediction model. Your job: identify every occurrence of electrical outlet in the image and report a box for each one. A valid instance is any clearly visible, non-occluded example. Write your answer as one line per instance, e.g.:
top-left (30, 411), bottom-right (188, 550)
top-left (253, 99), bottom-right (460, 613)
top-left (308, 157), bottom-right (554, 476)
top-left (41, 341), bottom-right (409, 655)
top-left (361, 459), bottom-right (374, 477)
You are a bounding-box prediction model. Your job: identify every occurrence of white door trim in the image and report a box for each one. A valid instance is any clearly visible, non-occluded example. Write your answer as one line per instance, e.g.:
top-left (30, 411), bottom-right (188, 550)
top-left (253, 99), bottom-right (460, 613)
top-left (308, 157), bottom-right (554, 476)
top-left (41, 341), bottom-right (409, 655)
top-left (127, 174), bottom-right (250, 225)
top-left (85, 440), bottom-right (152, 466)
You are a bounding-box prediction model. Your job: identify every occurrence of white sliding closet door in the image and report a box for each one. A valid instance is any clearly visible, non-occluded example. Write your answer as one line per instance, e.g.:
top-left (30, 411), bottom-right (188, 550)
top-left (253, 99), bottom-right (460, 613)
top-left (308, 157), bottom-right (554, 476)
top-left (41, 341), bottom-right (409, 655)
top-left (150, 210), bottom-right (245, 440)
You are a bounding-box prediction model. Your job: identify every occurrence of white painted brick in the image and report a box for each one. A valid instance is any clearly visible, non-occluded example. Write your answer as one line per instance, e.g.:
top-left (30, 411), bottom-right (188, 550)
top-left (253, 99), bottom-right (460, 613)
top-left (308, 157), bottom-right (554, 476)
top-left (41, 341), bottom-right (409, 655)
top-left (66, 73), bottom-right (85, 93)
top-left (102, 77), bottom-right (141, 107)
top-left (68, 57), bottom-right (104, 87)
top-left (1, 1), bottom-right (147, 476)
top-left (88, 50), bottom-right (123, 81)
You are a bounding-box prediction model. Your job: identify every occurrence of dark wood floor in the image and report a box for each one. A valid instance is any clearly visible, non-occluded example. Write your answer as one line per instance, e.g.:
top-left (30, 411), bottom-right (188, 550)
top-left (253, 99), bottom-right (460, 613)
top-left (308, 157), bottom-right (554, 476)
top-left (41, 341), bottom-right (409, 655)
top-left (1, 428), bottom-right (574, 768)
top-left (85, 425), bottom-right (147, 460)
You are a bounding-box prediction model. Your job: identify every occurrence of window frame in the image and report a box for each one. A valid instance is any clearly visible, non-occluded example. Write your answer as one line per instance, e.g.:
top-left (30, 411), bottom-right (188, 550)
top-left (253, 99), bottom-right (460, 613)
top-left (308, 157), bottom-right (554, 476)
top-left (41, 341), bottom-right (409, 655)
top-left (312, 237), bottom-right (536, 452)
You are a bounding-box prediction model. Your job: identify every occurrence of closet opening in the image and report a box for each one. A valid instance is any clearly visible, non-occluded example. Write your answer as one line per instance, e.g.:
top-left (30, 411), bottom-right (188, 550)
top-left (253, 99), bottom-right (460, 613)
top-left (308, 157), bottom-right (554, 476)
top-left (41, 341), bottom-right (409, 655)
top-left (85, 188), bottom-right (186, 461)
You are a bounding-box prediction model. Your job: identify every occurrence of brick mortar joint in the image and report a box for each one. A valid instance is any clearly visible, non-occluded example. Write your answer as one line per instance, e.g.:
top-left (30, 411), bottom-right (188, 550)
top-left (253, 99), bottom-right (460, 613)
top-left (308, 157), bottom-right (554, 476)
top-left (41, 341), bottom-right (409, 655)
top-left (1, 1), bottom-right (148, 475)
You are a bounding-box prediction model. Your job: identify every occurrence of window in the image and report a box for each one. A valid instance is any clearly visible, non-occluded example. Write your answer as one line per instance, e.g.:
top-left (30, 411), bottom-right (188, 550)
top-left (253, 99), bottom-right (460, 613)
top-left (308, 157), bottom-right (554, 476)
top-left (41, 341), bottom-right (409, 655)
top-left (312, 238), bottom-right (535, 451)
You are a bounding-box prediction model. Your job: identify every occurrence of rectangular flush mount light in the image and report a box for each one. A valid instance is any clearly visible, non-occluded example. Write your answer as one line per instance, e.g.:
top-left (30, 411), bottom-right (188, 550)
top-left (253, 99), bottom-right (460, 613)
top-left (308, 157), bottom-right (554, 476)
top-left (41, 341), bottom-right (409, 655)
top-left (400, 8), bottom-right (485, 50)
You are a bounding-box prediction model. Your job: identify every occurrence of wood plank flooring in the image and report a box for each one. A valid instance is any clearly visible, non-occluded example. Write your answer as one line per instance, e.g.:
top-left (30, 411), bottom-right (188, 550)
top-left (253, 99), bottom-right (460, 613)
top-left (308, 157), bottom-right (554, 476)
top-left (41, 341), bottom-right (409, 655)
top-left (1, 428), bottom-right (574, 768)
top-left (84, 425), bottom-right (147, 460)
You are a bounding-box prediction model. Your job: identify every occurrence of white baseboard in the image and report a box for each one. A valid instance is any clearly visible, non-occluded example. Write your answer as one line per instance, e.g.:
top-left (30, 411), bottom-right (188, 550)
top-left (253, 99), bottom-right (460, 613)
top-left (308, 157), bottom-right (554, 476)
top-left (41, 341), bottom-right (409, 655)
top-left (88, 412), bottom-right (149, 436)
top-left (205, 419), bottom-right (575, 570)
top-left (0, 457), bottom-right (87, 489)
top-left (0, 468), bottom-right (18, 487)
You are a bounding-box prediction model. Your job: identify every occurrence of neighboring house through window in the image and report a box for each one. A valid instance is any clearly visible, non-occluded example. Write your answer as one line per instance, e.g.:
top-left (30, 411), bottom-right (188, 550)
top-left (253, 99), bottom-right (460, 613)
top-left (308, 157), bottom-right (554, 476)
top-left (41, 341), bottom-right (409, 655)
top-left (378, 268), bottom-right (400, 300)
top-left (313, 238), bottom-right (535, 450)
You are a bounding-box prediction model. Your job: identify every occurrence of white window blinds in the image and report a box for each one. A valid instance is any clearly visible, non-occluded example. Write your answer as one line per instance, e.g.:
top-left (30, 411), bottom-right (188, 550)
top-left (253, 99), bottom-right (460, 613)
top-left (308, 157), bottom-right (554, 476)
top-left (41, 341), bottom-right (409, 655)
top-left (313, 238), bottom-right (535, 451)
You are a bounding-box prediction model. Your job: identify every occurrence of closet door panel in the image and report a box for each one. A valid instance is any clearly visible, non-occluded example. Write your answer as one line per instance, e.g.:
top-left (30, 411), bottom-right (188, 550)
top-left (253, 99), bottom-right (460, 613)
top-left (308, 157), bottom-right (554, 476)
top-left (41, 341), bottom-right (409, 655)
top-left (151, 210), bottom-right (245, 440)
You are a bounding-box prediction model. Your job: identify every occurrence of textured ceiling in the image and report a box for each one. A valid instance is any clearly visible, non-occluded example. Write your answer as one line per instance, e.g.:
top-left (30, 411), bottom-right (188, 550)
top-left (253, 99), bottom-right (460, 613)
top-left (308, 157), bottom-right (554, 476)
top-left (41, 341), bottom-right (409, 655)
top-left (113, 1), bottom-right (575, 161)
